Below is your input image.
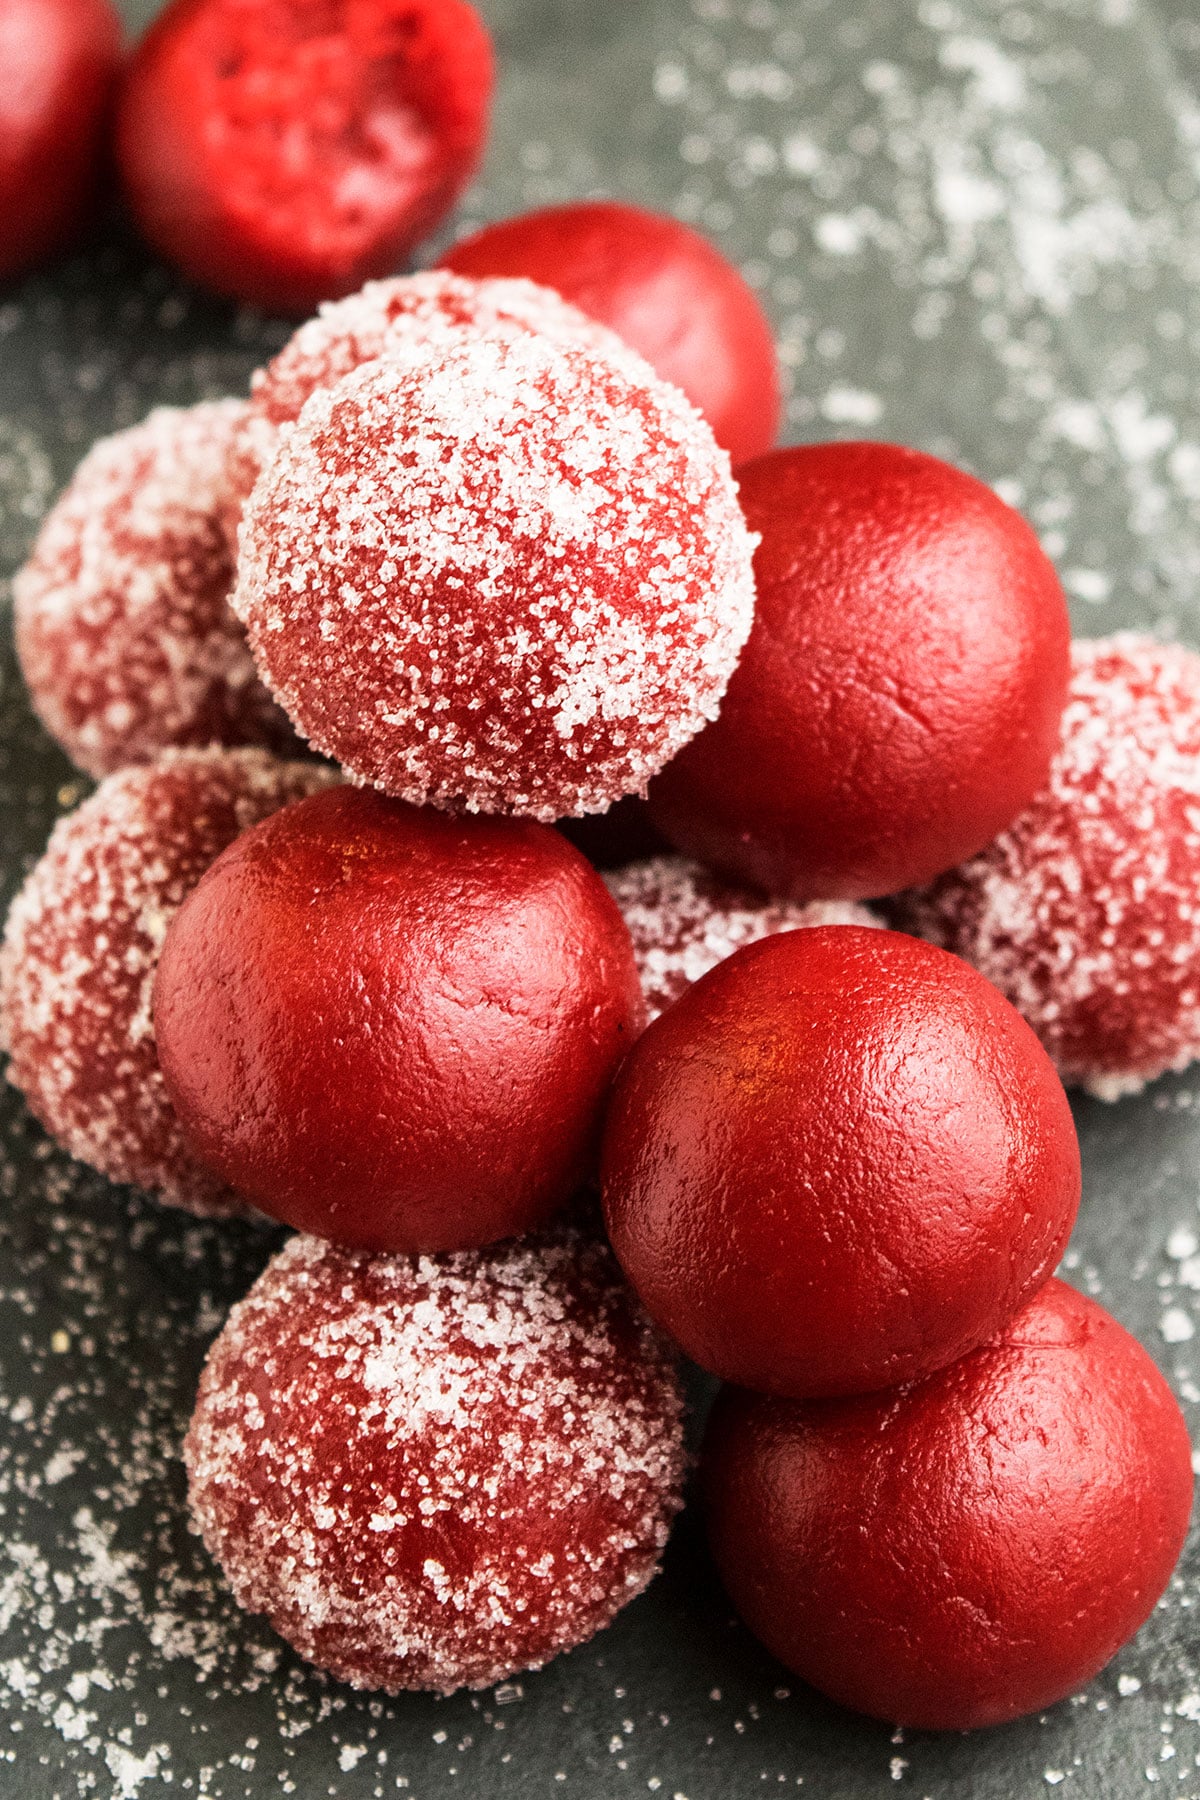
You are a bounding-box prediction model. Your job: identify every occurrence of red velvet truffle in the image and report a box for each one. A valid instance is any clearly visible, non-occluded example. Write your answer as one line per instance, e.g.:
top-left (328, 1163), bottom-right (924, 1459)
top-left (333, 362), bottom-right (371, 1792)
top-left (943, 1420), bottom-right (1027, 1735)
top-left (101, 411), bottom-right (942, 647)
top-left (15, 401), bottom-right (287, 778)
top-left (605, 855), bottom-right (878, 1024)
top-left (895, 635), bottom-right (1200, 1099)
top-left (0, 748), bottom-right (333, 1215)
top-left (224, 269), bottom-right (624, 537)
top-left (601, 926), bottom-right (1080, 1397)
top-left (154, 784), bottom-right (645, 1250)
top-left (232, 330), bottom-right (757, 819)
top-left (441, 201), bottom-right (782, 465)
top-left (117, 0), bottom-right (494, 314)
top-left (648, 441), bottom-right (1072, 901)
top-left (0, 0), bottom-right (121, 282)
top-left (186, 1227), bottom-right (686, 1692)
top-left (704, 1279), bottom-right (1194, 1729)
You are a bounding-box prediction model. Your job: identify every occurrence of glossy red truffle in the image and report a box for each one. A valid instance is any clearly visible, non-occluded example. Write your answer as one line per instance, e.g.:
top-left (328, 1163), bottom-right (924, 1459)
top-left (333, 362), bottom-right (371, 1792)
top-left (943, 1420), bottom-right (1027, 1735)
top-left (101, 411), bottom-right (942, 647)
top-left (186, 1227), bottom-right (686, 1692)
top-left (0, 0), bottom-right (121, 282)
top-left (232, 330), bottom-right (757, 818)
top-left (117, 0), bottom-right (494, 314)
top-left (441, 201), bottom-right (782, 465)
top-left (0, 748), bottom-right (332, 1215)
top-left (223, 268), bottom-right (623, 539)
top-left (605, 855), bottom-right (878, 1025)
top-left (648, 441), bottom-right (1072, 901)
top-left (601, 926), bottom-right (1080, 1397)
top-left (14, 401), bottom-right (287, 778)
top-left (895, 635), bottom-right (1200, 1099)
top-left (154, 785), bottom-right (646, 1250)
top-left (703, 1280), bottom-right (1195, 1729)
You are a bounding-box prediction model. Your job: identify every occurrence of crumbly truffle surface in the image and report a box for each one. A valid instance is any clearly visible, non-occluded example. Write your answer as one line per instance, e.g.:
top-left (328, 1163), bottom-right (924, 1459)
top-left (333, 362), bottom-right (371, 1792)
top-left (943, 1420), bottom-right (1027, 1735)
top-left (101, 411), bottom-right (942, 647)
top-left (0, 747), bottom-right (334, 1214)
top-left (14, 402), bottom-right (286, 777)
top-left (895, 634), bottom-right (1200, 1098)
top-left (185, 1229), bottom-right (687, 1693)
top-left (606, 854), bottom-right (879, 1023)
top-left (233, 330), bottom-right (757, 819)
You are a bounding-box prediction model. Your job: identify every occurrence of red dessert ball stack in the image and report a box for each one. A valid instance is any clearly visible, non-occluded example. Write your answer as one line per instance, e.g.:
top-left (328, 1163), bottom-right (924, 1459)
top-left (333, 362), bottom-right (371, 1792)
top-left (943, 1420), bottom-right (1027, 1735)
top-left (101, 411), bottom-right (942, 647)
top-left (648, 440), bottom-right (1072, 900)
top-left (117, 0), bottom-right (495, 313)
top-left (704, 1280), bottom-right (1194, 1730)
top-left (0, 748), bottom-right (333, 1215)
top-left (442, 201), bottom-right (783, 464)
top-left (232, 328), bottom-right (756, 818)
top-left (186, 1228), bottom-right (686, 1692)
top-left (154, 785), bottom-right (644, 1250)
top-left (602, 926), bottom-right (1080, 1398)
top-left (14, 401), bottom-right (287, 777)
top-left (896, 634), bottom-right (1200, 1098)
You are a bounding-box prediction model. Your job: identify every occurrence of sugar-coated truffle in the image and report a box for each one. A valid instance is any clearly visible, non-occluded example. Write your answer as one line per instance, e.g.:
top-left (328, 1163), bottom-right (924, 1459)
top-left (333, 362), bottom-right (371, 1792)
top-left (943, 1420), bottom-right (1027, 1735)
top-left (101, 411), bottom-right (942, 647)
top-left (602, 926), bottom-right (1080, 1398)
top-left (895, 635), bottom-right (1200, 1098)
top-left (14, 402), bottom-right (286, 778)
top-left (0, 747), bottom-right (334, 1215)
top-left (154, 785), bottom-right (645, 1250)
top-left (232, 329), bottom-right (757, 820)
top-left (648, 441), bottom-right (1071, 900)
top-left (186, 1228), bottom-right (687, 1693)
top-left (606, 855), bottom-right (879, 1024)
top-left (704, 1280), bottom-right (1194, 1729)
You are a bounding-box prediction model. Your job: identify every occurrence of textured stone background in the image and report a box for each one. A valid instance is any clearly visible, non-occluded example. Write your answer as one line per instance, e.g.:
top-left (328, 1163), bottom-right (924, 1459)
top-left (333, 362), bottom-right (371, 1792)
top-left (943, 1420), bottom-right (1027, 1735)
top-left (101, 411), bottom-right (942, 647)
top-left (2, 2), bottom-right (1200, 1796)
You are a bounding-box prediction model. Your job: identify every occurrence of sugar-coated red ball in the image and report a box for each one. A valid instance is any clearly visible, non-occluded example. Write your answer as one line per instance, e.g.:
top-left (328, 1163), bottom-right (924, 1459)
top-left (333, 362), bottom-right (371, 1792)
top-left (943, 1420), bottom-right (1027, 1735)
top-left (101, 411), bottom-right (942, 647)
top-left (15, 402), bottom-right (288, 778)
top-left (605, 855), bottom-right (878, 1025)
top-left (233, 330), bottom-right (757, 819)
top-left (223, 269), bottom-right (624, 540)
top-left (648, 441), bottom-right (1072, 901)
top-left (0, 0), bottom-right (121, 282)
top-left (0, 748), bottom-right (333, 1215)
top-left (154, 785), bottom-right (646, 1251)
top-left (601, 926), bottom-right (1080, 1397)
top-left (117, 0), bottom-right (494, 314)
top-left (441, 201), bottom-right (782, 465)
top-left (895, 635), bottom-right (1200, 1099)
top-left (186, 1227), bottom-right (686, 1692)
top-left (704, 1280), bottom-right (1194, 1729)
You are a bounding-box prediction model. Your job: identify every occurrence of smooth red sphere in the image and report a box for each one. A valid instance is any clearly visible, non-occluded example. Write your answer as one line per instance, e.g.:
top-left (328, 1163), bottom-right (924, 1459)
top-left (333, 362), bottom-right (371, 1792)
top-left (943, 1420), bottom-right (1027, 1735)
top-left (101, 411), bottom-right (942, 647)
top-left (648, 442), bottom-right (1072, 901)
top-left (703, 1280), bottom-right (1195, 1729)
top-left (441, 201), bottom-right (782, 465)
top-left (601, 926), bottom-right (1080, 1397)
top-left (117, 0), bottom-right (494, 314)
top-left (186, 1227), bottom-right (686, 1693)
top-left (154, 785), bottom-right (646, 1251)
top-left (896, 635), bottom-right (1200, 1099)
top-left (0, 0), bottom-right (121, 282)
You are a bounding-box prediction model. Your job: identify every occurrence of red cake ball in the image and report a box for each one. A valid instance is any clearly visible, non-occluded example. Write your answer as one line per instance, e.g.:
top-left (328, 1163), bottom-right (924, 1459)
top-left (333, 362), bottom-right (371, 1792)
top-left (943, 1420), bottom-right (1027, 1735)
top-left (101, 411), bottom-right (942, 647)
top-left (233, 330), bottom-right (757, 818)
top-left (154, 784), bottom-right (645, 1251)
top-left (0, 0), bottom-right (121, 282)
top-left (441, 201), bottom-right (782, 465)
top-left (186, 1227), bottom-right (686, 1692)
top-left (895, 635), bottom-right (1200, 1098)
top-left (605, 855), bottom-right (879, 1024)
top-left (0, 748), bottom-right (333, 1216)
top-left (224, 269), bottom-right (625, 536)
top-left (15, 401), bottom-right (288, 779)
top-left (704, 1280), bottom-right (1195, 1729)
top-left (601, 926), bottom-right (1080, 1397)
top-left (117, 0), bottom-right (494, 314)
top-left (647, 441), bottom-right (1072, 901)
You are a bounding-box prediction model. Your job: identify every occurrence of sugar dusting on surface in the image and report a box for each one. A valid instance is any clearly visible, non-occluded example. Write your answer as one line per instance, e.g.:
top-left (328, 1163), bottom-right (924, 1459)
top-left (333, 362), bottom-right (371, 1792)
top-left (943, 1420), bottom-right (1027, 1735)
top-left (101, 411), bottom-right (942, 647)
top-left (896, 636), bottom-right (1200, 1099)
top-left (0, 748), bottom-right (334, 1215)
top-left (234, 330), bottom-right (757, 820)
top-left (186, 1229), bottom-right (686, 1696)
top-left (606, 855), bottom-right (880, 1023)
top-left (13, 403), bottom-right (287, 779)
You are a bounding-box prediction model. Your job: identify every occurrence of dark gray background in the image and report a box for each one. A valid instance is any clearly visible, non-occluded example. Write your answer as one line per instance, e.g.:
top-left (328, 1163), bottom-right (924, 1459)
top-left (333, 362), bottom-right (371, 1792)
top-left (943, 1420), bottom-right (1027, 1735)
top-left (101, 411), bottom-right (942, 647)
top-left (2, 0), bottom-right (1200, 1795)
